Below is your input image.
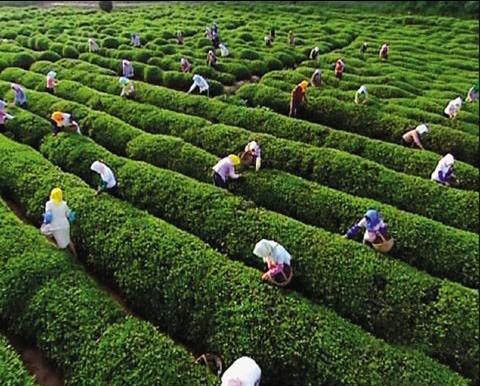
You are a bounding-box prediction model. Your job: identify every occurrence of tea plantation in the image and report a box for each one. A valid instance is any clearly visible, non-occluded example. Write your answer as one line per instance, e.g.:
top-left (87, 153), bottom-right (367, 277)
top-left (0, 1), bottom-right (478, 385)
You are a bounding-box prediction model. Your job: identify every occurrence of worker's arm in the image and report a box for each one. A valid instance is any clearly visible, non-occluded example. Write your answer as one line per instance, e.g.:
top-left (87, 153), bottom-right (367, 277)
top-left (227, 165), bottom-right (241, 180)
top-left (344, 223), bottom-right (362, 239)
top-left (412, 131), bottom-right (424, 150)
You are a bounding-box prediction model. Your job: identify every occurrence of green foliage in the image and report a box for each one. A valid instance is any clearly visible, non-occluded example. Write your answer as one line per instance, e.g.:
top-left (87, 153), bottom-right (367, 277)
top-left (62, 46), bottom-right (79, 59)
top-left (0, 134), bottom-right (468, 386)
top-left (0, 335), bottom-right (35, 386)
top-left (102, 37), bottom-right (119, 49)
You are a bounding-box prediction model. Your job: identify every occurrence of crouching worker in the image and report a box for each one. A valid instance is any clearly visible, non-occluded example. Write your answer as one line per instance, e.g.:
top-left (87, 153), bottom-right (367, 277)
top-left (212, 154), bottom-right (242, 189)
top-left (119, 77), bottom-right (135, 98)
top-left (354, 85), bottom-right (368, 105)
top-left (0, 100), bottom-right (14, 134)
top-left (344, 209), bottom-right (394, 253)
top-left (402, 123), bottom-right (429, 150)
top-left (188, 74), bottom-right (210, 97)
top-left (239, 140), bottom-right (262, 171)
top-left (431, 153), bottom-right (459, 187)
top-left (221, 357), bottom-right (261, 386)
top-left (10, 82), bottom-right (27, 107)
top-left (90, 160), bottom-right (118, 196)
top-left (41, 188), bottom-right (77, 257)
top-left (253, 239), bottom-right (293, 286)
top-left (51, 111), bottom-right (81, 136)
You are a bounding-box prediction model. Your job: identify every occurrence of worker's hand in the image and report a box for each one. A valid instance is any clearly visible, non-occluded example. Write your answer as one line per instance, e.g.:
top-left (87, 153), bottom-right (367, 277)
top-left (342, 234), bottom-right (348, 239)
top-left (261, 272), bottom-right (270, 281)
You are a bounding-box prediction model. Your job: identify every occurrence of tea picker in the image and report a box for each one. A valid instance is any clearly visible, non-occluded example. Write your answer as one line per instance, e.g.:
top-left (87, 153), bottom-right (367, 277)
top-left (88, 37), bottom-right (99, 52)
top-left (122, 59), bottom-right (134, 78)
top-left (443, 96), bottom-right (462, 119)
top-left (212, 154), bottom-right (242, 189)
top-left (239, 140), bottom-right (262, 171)
top-left (50, 111), bottom-right (81, 136)
top-left (221, 357), bottom-right (262, 386)
top-left (379, 43), bottom-right (389, 60)
top-left (309, 46), bottom-right (320, 61)
top-left (45, 70), bottom-right (57, 94)
top-left (355, 85), bottom-right (368, 105)
top-left (335, 58), bottom-right (345, 80)
top-left (401, 123), bottom-right (429, 150)
top-left (289, 80), bottom-right (309, 118)
top-left (466, 82), bottom-right (479, 103)
top-left (344, 209), bottom-right (394, 253)
top-left (359, 42), bottom-right (368, 58)
top-left (10, 82), bottom-right (27, 107)
top-left (310, 68), bottom-right (322, 87)
top-left (90, 160), bottom-right (118, 196)
top-left (41, 188), bottom-right (77, 257)
top-left (119, 77), bottom-right (135, 99)
top-left (431, 153), bottom-right (459, 187)
top-left (253, 239), bottom-right (293, 287)
top-left (0, 100), bottom-right (14, 134)
top-left (181, 57), bottom-right (191, 73)
top-left (188, 74), bottom-right (210, 97)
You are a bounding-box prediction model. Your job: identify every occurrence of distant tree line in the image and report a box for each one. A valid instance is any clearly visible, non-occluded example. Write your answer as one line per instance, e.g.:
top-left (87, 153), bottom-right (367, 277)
top-left (395, 1), bottom-right (479, 18)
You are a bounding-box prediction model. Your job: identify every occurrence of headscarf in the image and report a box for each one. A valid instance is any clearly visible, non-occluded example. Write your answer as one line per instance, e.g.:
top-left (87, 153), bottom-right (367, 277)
top-left (253, 239), bottom-right (274, 261)
top-left (90, 160), bottom-right (106, 175)
top-left (47, 71), bottom-right (56, 79)
top-left (453, 96), bottom-right (463, 107)
top-left (416, 123), bottom-right (429, 135)
top-left (358, 85), bottom-right (367, 94)
top-left (473, 82), bottom-right (479, 92)
top-left (299, 80), bottom-right (309, 91)
top-left (0, 100), bottom-right (5, 110)
top-left (119, 77), bottom-right (129, 85)
top-left (441, 153), bottom-right (455, 167)
top-left (364, 209), bottom-right (381, 231)
top-left (50, 188), bottom-right (63, 206)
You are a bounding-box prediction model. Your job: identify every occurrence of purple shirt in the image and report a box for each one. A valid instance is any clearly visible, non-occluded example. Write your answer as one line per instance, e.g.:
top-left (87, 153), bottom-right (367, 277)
top-left (212, 157), bottom-right (240, 182)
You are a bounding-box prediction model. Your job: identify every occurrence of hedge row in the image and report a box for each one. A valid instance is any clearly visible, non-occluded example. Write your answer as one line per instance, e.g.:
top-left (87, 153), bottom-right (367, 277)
top-left (0, 123), bottom-right (470, 385)
top-left (5, 96), bottom-right (476, 377)
top-left (5, 89), bottom-right (476, 289)
top-left (0, 334), bottom-right (36, 386)
top-left (235, 83), bottom-right (479, 166)
top-left (29, 60), bottom-right (479, 191)
top-left (260, 69), bottom-right (479, 136)
top-left (0, 193), bottom-right (216, 385)
top-left (37, 126), bottom-right (480, 380)
top-left (78, 52), bottom-right (225, 96)
top-left (7, 68), bottom-right (477, 233)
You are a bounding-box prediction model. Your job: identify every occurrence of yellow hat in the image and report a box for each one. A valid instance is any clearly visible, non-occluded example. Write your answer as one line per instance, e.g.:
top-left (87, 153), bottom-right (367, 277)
top-left (228, 154), bottom-right (241, 166)
top-left (300, 80), bottom-right (309, 91)
top-left (50, 188), bottom-right (63, 206)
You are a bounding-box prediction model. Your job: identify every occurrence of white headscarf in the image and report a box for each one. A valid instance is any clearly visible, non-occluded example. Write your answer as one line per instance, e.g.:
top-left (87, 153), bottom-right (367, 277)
top-left (90, 160), bottom-right (105, 175)
top-left (0, 100), bottom-right (5, 110)
top-left (47, 71), bottom-right (56, 79)
top-left (415, 124), bottom-right (429, 135)
top-left (253, 239), bottom-right (274, 261)
top-left (441, 153), bottom-right (455, 167)
top-left (358, 85), bottom-right (367, 94)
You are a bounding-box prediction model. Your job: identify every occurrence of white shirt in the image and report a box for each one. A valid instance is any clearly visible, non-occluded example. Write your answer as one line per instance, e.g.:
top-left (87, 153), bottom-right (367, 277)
top-left (221, 357), bottom-right (261, 386)
top-left (45, 200), bottom-right (70, 231)
top-left (91, 161), bottom-right (117, 188)
top-left (444, 98), bottom-right (462, 116)
top-left (220, 43), bottom-right (229, 57)
top-left (431, 154), bottom-right (454, 183)
top-left (190, 75), bottom-right (209, 92)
